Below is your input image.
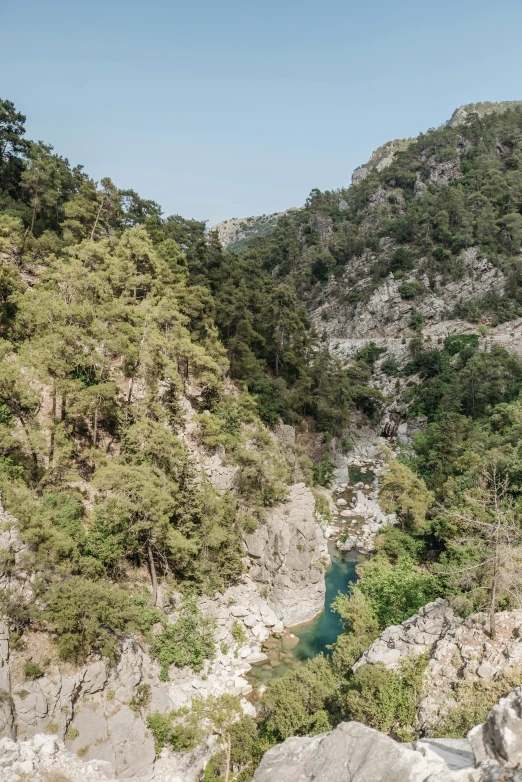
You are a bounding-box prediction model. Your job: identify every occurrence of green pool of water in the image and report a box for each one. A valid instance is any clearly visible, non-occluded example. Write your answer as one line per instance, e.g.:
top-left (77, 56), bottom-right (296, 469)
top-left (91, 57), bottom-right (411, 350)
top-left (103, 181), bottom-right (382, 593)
top-left (348, 465), bottom-right (375, 485)
top-left (292, 545), bottom-right (358, 661)
top-left (248, 544), bottom-right (358, 686)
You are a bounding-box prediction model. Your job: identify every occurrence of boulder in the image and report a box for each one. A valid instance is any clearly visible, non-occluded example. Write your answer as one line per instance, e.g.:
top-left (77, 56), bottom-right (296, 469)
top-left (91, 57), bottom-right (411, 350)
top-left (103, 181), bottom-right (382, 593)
top-left (252, 721), bottom-right (449, 782)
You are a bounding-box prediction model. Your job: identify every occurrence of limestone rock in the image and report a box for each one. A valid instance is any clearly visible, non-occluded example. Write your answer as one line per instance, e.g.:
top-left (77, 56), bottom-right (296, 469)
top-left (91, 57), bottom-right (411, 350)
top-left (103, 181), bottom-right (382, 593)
top-left (244, 483), bottom-right (329, 625)
top-left (353, 599), bottom-right (460, 672)
top-left (252, 721), bottom-right (449, 782)
top-left (0, 622), bottom-right (14, 739)
top-left (354, 601), bottom-right (522, 733)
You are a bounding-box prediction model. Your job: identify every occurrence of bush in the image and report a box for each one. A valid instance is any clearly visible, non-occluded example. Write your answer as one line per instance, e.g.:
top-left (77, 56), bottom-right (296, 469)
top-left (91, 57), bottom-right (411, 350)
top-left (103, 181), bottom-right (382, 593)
top-left (130, 683), bottom-right (151, 713)
top-left (152, 598), bottom-right (216, 680)
top-left (42, 577), bottom-right (154, 662)
top-left (356, 553), bottom-right (440, 629)
top-left (231, 620), bottom-right (247, 646)
top-left (399, 281), bottom-right (424, 300)
top-left (435, 666), bottom-right (522, 738)
top-left (312, 456), bottom-right (335, 487)
top-left (380, 356), bottom-right (399, 376)
top-left (24, 661), bottom-right (44, 679)
top-left (260, 655), bottom-right (336, 741)
top-left (355, 342), bottom-right (387, 366)
top-left (409, 310), bottom-right (425, 332)
top-left (343, 654), bottom-right (428, 740)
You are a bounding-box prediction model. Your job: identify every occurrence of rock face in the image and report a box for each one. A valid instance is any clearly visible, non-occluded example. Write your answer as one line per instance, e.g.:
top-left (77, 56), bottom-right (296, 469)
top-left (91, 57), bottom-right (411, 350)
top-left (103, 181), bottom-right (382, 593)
top-left (447, 101), bottom-right (522, 127)
top-left (0, 623), bottom-right (14, 739)
top-left (469, 685), bottom-right (522, 768)
top-left (353, 599), bottom-right (459, 672)
top-left (353, 600), bottom-right (522, 733)
top-left (352, 138), bottom-right (414, 185)
top-left (244, 483), bottom-right (329, 625)
top-left (211, 209), bottom-right (299, 250)
top-left (314, 248), bottom-right (505, 342)
top-left (6, 689), bottom-right (522, 781)
top-left (0, 733), bottom-right (117, 782)
top-left (252, 689), bottom-right (522, 782)
top-left (11, 637), bottom-right (171, 780)
top-left (252, 721), bottom-right (450, 782)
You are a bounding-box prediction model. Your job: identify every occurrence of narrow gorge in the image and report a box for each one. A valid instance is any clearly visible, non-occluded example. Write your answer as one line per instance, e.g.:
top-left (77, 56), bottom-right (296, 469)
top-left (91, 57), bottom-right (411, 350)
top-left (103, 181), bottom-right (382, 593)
top-left (3, 99), bottom-right (522, 782)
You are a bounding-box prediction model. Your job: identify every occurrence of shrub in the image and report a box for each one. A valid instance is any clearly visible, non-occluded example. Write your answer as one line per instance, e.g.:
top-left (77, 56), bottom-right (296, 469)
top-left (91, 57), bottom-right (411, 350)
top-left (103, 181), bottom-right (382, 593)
top-left (380, 356), bottom-right (400, 376)
top-left (356, 553), bottom-right (440, 629)
top-left (434, 666), bottom-right (522, 738)
top-left (409, 310), bottom-right (425, 332)
top-left (342, 654), bottom-right (428, 740)
top-left (24, 661), bottom-right (44, 680)
top-left (130, 683), bottom-right (151, 713)
top-left (312, 457), bottom-right (335, 487)
top-left (399, 281), bottom-right (424, 300)
top-left (355, 342), bottom-right (387, 366)
top-left (260, 655), bottom-right (336, 741)
top-left (313, 491), bottom-right (332, 524)
top-left (42, 577), bottom-right (154, 662)
top-left (152, 598), bottom-right (216, 680)
top-left (231, 620), bottom-right (247, 646)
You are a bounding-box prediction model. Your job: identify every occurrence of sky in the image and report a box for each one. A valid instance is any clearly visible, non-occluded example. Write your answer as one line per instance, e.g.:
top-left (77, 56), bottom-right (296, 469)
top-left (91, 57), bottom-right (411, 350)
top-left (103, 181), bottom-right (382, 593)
top-left (2, 0), bottom-right (522, 226)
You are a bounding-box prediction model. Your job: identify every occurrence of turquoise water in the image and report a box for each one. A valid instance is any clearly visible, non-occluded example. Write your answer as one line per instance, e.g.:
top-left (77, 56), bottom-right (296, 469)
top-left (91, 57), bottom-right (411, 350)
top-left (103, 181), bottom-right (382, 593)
top-left (248, 544), bottom-right (358, 686)
top-left (292, 544), bottom-right (358, 660)
top-left (248, 466), bottom-right (374, 688)
top-left (348, 465), bottom-right (375, 485)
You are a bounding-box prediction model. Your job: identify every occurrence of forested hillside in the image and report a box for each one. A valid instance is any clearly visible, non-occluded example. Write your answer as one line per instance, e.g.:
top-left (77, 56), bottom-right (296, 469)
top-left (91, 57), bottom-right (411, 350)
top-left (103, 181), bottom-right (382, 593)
top-left (235, 103), bottom-right (522, 327)
top-left (5, 97), bottom-right (522, 782)
top-left (0, 96), bottom-right (377, 664)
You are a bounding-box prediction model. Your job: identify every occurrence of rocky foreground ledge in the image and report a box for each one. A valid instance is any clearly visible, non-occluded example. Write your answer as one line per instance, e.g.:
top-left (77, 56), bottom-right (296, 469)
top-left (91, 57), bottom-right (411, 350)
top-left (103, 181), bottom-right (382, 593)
top-left (252, 685), bottom-right (522, 781)
top-left (3, 685), bottom-right (522, 781)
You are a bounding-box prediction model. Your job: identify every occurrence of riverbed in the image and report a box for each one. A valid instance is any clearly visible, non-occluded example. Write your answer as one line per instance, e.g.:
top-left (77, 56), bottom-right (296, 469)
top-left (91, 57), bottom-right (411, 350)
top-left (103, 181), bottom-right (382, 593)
top-left (247, 542), bottom-right (359, 688)
top-left (247, 465), bottom-right (376, 692)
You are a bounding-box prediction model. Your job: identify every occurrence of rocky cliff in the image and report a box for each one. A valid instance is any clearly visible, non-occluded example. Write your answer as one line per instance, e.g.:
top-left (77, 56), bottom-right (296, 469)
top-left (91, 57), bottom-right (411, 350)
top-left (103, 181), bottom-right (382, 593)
top-left (211, 208), bottom-right (299, 251)
top-left (354, 600), bottom-right (522, 734)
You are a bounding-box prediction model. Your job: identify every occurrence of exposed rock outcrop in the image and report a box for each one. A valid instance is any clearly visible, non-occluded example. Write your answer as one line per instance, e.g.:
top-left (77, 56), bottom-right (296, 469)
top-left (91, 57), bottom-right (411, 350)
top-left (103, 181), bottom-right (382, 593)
top-left (352, 138), bottom-right (414, 185)
top-left (211, 208), bottom-right (299, 250)
top-left (353, 600), bottom-right (522, 733)
top-left (448, 101), bottom-right (522, 127)
top-left (314, 248), bottom-right (505, 342)
top-left (252, 720), bottom-right (452, 782)
top-left (244, 483), bottom-right (329, 625)
top-left (252, 685), bottom-right (522, 782)
top-left (10, 637), bottom-right (170, 780)
top-left (0, 623), bottom-right (14, 739)
top-left (6, 687), bottom-right (522, 781)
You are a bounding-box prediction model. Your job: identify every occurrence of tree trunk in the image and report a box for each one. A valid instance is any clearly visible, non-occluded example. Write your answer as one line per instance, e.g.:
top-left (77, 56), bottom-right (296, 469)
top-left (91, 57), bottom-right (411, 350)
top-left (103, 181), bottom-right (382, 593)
top-left (49, 377), bottom-right (56, 464)
top-left (20, 226), bottom-right (30, 254)
top-left (490, 554), bottom-right (499, 640)
top-left (30, 200), bottom-right (37, 234)
top-left (147, 541), bottom-right (158, 606)
top-left (225, 734), bottom-right (231, 782)
top-left (90, 196), bottom-right (105, 241)
top-left (61, 393), bottom-right (67, 421)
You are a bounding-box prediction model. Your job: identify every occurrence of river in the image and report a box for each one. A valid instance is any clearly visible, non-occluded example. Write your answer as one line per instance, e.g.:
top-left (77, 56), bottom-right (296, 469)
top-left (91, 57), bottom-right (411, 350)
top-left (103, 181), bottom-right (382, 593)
top-left (247, 465), bottom-right (375, 690)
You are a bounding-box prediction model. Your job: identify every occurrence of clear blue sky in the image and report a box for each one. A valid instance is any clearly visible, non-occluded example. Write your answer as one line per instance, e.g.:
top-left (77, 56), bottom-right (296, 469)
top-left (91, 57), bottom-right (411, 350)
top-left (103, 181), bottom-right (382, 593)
top-left (2, 0), bottom-right (522, 226)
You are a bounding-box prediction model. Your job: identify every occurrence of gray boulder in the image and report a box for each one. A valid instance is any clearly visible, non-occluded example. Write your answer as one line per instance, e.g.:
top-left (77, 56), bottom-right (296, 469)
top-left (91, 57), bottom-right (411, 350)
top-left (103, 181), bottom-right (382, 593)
top-left (353, 599), bottom-right (459, 672)
top-left (252, 721), bottom-right (449, 782)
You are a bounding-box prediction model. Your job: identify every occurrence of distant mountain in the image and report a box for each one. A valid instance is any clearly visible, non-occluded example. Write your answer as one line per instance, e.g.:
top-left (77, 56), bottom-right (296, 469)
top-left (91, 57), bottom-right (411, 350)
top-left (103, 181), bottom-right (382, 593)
top-left (211, 208), bottom-right (300, 251)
